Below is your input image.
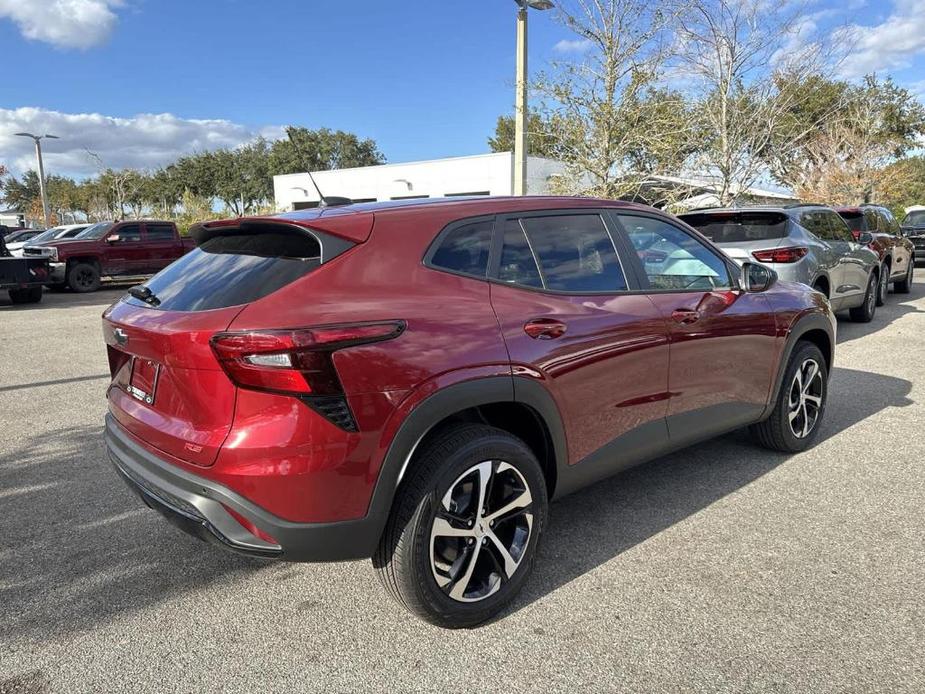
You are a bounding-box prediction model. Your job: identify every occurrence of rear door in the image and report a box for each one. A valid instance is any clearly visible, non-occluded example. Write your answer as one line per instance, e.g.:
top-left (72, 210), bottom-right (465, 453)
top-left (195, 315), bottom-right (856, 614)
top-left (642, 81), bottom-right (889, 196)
top-left (487, 210), bottom-right (671, 466)
top-left (823, 210), bottom-right (870, 300)
top-left (612, 212), bottom-right (778, 442)
top-left (103, 223), bottom-right (145, 275)
top-left (142, 222), bottom-right (180, 273)
top-left (879, 208), bottom-right (912, 280)
top-left (800, 210), bottom-right (852, 304)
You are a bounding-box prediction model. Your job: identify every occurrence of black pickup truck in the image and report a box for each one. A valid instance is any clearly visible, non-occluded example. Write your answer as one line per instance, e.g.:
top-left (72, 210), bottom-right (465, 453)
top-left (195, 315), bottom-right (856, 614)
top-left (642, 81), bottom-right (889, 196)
top-left (1, 233), bottom-right (50, 304)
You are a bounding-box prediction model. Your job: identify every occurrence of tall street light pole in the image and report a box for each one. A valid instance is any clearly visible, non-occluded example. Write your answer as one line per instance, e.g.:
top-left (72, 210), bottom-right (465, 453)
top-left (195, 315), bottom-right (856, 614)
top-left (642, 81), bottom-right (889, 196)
top-left (513, 0), bottom-right (554, 196)
top-left (15, 132), bottom-right (59, 228)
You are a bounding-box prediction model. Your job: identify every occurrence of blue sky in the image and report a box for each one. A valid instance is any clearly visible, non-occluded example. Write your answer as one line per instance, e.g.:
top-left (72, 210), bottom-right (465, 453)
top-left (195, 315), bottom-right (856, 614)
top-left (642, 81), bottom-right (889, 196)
top-left (1, 0), bottom-right (924, 179)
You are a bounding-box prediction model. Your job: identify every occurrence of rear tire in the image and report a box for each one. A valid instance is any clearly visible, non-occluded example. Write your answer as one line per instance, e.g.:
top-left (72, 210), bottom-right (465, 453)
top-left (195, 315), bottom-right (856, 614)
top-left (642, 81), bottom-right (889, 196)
top-left (751, 342), bottom-right (828, 453)
top-left (67, 262), bottom-right (100, 293)
top-left (849, 272), bottom-right (877, 322)
top-left (895, 261), bottom-right (913, 294)
top-left (8, 287), bottom-right (43, 304)
top-left (876, 263), bottom-right (890, 306)
top-left (373, 424), bottom-right (548, 629)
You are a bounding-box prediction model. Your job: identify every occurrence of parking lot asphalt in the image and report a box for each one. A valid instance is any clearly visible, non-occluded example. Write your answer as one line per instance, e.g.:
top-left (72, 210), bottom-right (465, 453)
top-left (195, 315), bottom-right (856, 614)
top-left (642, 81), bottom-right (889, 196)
top-left (1, 283), bottom-right (923, 694)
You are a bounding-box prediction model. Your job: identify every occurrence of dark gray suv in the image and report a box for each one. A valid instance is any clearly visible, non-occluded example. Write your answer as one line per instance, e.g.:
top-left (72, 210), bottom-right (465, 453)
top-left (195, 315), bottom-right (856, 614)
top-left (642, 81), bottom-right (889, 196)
top-left (680, 205), bottom-right (881, 322)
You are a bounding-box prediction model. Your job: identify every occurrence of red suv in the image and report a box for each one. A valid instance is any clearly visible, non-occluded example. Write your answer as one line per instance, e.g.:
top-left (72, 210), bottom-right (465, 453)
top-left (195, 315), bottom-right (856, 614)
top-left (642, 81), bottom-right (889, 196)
top-left (103, 197), bottom-right (835, 627)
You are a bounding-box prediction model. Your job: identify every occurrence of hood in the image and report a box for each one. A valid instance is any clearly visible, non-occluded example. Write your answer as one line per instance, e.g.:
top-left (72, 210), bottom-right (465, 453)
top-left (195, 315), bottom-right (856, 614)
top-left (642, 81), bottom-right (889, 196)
top-left (28, 238), bottom-right (94, 249)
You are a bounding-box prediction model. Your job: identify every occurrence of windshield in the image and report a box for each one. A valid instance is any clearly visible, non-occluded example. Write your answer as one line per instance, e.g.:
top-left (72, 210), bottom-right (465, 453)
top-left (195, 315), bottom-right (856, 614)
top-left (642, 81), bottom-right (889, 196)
top-left (27, 228), bottom-right (62, 244)
top-left (903, 210), bottom-right (925, 227)
top-left (77, 221), bottom-right (114, 240)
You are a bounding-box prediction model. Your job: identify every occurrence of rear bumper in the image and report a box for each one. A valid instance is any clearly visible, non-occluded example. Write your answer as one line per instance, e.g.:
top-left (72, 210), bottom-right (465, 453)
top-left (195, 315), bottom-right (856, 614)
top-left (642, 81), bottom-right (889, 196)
top-left (105, 414), bottom-right (383, 562)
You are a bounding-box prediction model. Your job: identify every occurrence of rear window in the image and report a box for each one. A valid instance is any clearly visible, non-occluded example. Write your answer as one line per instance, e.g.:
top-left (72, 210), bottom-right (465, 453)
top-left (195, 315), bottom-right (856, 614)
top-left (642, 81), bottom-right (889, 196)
top-left (125, 228), bottom-right (332, 312)
top-left (839, 211), bottom-right (864, 232)
top-left (681, 212), bottom-right (789, 243)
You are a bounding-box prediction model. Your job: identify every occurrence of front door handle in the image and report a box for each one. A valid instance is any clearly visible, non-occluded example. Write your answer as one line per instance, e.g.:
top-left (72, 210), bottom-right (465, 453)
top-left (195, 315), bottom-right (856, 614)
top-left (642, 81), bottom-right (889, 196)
top-left (671, 309), bottom-right (701, 324)
top-left (524, 318), bottom-right (567, 340)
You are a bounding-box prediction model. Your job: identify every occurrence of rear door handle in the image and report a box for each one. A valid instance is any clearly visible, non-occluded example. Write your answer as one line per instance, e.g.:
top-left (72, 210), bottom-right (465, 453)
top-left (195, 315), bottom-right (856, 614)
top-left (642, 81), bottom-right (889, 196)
top-left (671, 309), bottom-right (701, 324)
top-left (524, 318), bottom-right (567, 340)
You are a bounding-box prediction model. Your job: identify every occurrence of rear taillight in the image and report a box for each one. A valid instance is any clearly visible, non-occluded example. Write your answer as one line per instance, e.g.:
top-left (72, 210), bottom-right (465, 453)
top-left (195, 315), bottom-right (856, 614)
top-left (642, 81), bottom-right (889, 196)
top-left (751, 247), bottom-right (808, 264)
top-left (210, 321), bottom-right (406, 431)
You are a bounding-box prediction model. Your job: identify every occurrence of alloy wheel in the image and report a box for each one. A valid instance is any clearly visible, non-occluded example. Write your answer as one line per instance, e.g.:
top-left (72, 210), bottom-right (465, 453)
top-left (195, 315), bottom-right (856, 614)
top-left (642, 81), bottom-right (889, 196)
top-left (76, 268), bottom-right (95, 289)
top-left (429, 460), bottom-right (534, 603)
top-left (880, 268), bottom-right (889, 302)
top-left (788, 358), bottom-right (824, 439)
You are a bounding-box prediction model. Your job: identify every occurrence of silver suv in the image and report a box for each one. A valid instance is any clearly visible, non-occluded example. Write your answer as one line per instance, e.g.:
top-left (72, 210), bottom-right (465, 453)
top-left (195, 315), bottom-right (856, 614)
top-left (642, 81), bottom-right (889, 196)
top-left (679, 205), bottom-right (881, 322)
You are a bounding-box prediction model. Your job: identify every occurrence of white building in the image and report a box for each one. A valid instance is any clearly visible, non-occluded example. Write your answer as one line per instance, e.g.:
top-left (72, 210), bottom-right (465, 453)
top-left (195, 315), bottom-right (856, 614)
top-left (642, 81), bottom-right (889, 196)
top-left (273, 152), bottom-right (566, 211)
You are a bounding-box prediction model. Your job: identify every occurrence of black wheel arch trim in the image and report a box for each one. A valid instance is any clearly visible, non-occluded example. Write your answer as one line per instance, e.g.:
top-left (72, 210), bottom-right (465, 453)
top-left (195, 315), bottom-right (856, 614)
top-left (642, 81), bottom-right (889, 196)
top-left (760, 310), bottom-right (835, 421)
top-left (367, 375), bottom-right (568, 531)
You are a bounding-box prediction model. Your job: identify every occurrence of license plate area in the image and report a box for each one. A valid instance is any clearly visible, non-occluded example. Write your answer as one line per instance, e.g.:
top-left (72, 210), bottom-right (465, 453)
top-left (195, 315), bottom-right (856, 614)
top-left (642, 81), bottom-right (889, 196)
top-left (128, 357), bottom-right (160, 405)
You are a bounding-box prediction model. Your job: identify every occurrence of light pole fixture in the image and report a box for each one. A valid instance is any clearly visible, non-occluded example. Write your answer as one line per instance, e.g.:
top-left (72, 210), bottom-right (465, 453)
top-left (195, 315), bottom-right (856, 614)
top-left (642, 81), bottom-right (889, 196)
top-left (15, 132), bottom-right (59, 228)
top-left (512, 0), bottom-right (554, 196)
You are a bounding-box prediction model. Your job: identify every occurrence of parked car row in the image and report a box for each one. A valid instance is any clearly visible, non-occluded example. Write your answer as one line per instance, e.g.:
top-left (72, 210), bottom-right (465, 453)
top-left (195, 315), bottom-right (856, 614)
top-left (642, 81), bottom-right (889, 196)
top-left (679, 203), bottom-right (916, 323)
top-left (20, 219), bottom-right (195, 292)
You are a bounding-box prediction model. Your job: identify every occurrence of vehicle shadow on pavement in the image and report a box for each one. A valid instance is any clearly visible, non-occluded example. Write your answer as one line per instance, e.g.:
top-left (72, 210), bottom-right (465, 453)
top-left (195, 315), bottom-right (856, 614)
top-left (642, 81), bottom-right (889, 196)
top-left (836, 282), bottom-right (925, 345)
top-left (511, 365), bottom-right (913, 620)
top-left (0, 285), bottom-right (134, 311)
top-left (0, 425), bottom-right (267, 644)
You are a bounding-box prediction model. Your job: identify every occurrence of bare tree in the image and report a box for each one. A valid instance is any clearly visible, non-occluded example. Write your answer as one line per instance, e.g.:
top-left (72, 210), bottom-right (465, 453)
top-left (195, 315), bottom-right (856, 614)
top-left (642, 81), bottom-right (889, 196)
top-left (674, 0), bottom-right (842, 205)
top-left (85, 150), bottom-right (145, 220)
top-left (535, 0), bottom-right (696, 200)
top-left (795, 104), bottom-right (919, 205)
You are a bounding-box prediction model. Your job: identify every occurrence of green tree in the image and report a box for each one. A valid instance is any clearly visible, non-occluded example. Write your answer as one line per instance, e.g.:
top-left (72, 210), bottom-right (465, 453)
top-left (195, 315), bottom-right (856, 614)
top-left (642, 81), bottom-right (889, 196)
top-left (488, 113), bottom-right (562, 158)
top-left (268, 126), bottom-right (384, 176)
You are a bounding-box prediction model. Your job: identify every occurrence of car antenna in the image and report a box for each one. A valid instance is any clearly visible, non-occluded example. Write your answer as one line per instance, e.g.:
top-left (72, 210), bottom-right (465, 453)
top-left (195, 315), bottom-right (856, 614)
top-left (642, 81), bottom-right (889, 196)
top-left (305, 171), bottom-right (352, 209)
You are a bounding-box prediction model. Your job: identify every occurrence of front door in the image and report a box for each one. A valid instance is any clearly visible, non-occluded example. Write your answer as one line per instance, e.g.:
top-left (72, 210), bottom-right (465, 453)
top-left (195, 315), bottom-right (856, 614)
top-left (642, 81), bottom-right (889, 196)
top-left (612, 213), bottom-right (779, 444)
top-left (488, 211), bottom-right (671, 467)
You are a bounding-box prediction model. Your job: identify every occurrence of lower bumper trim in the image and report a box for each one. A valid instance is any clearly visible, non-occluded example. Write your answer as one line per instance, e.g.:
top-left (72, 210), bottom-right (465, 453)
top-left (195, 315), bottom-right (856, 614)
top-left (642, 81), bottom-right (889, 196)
top-left (104, 414), bottom-right (384, 562)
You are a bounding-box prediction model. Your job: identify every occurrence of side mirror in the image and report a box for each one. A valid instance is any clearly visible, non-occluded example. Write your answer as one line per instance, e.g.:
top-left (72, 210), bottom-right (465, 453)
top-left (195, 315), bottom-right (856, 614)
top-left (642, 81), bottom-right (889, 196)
top-left (858, 231), bottom-right (874, 245)
top-left (106, 234), bottom-right (120, 243)
top-left (741, 261), bottom-right (777, 293)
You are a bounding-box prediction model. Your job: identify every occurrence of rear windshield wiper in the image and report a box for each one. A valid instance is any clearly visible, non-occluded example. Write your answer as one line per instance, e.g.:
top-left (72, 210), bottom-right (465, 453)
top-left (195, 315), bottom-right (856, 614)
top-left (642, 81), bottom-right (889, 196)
top-left (128, 284), bottom-right (161, 307)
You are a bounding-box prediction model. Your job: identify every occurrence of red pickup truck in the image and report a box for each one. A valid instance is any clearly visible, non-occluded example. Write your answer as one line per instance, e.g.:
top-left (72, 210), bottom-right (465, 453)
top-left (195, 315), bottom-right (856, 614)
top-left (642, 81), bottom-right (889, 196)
top-left (24, 219), bottom-right (196, 292)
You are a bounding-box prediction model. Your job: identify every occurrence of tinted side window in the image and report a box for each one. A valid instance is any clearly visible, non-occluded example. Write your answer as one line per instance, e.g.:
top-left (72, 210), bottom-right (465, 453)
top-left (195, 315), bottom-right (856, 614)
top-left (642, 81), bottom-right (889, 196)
top-left (498, 220), bottom-right (543, 288)
top-left (146, 224), bottom-right (175, 240)
top-left (800, 211), bottom-right (832, 239)
top-left (116, 224), bottom-right (142, 242)
top-left (430, 220), bottom-right (492, 277)
top-left (881, 208), bottom-right (900, 235)
top-left (518, 214), bottom-right (626, 292)
top-left (618, 215), bottom-right (732, 291)
top-left (825, 212), bottom-right (855, 242)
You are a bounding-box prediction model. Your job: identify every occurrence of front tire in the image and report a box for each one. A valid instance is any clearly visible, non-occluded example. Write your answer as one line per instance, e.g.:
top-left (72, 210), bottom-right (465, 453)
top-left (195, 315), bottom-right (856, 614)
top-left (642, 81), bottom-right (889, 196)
top-left (849, 271), bottom-right (877, 322)
top-left (67, 262), bottom-right (101, 293)
top-left (373, 424), bottom-right (548, 629)
top-left (751, 341), bottom-right (828, 453)
top-left (895, 261), bottom-right (913, 294)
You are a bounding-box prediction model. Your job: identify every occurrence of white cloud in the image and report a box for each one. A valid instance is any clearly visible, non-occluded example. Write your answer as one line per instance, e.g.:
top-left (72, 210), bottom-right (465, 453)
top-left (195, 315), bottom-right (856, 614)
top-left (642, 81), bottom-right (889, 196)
top-left (836, 0), bottom-right (925, 77)
top-left (0, 0), bottom-right (123, 49)
top-left (553, 38), bottom-right (592, 54)
top-left (0, 107), bottom-right (284, 178)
